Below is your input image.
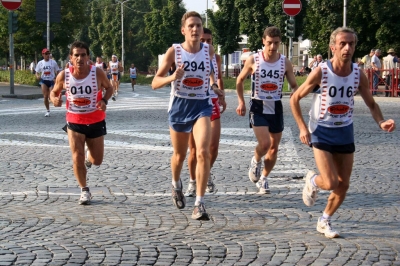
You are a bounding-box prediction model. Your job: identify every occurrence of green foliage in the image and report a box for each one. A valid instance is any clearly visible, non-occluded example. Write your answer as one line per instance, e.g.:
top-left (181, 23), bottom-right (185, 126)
top-left (145, 0), bottom-right (185, 58)
top-left (0, 70), bottom-right (39, 86)
top-left (235, 0), bottom-right (270, 51)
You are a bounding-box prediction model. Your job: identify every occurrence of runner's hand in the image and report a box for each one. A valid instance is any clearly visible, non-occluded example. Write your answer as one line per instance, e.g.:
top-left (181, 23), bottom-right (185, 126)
top-left (174, 65), bottom-right (184, 80)
top-left (379, 119), bottom-right (396, 132)
top-left (53, 94), bottom-right (63, 107)
top-left (236, 103), bottom-right (246, 116)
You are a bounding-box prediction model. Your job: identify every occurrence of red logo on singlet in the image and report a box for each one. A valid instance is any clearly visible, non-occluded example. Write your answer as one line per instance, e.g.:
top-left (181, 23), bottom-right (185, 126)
top-left (73, 98), bottom-right (91, 106)
top-left (261, 83), bottom-right (278, 91)
top-left (328, 104), bottom-right (350, 114)
top-left (182, 78), bottom-right (204, 87)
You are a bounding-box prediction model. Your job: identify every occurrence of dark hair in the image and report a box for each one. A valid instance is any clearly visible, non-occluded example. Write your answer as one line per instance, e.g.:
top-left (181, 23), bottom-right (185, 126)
top-left (263, 26), bottom-right (281, 39)
top-left (181, 11), bottom-right (202, 27)
top-left (69, 41), bottom-right (90, 56)
top-left (203, 27), bottom-right (212, 35)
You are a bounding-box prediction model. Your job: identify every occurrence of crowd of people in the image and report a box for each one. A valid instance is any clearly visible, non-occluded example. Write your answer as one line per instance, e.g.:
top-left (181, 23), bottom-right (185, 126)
top-left (27, 11), bottom-right (397, 239)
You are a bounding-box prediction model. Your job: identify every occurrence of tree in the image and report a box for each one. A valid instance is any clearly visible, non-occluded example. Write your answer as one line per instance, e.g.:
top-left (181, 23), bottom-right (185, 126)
top-left (235, 0), bottom-right (270, 52)
top-left (207, 0), bottom-right (241, 77)
top-left (144, 0), bottom-right (185, 59)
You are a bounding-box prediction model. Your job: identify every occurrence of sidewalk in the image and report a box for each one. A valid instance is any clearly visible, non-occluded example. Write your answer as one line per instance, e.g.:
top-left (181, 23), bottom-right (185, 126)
top-left (0, 82), bottom-right (43, 99)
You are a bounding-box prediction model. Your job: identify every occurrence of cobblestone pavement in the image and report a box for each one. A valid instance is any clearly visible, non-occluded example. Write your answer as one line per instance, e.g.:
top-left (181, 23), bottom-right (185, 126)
top-left (0, 84), bottom-right (399, 265)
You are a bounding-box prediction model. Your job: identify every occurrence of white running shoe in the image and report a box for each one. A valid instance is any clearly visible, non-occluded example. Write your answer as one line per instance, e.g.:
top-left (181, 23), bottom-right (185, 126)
top-left (248, 156), bottom-right (262, 183)
top-left (256, 178), bottom-right (270, 194)
top-left (44, 111), bottom-right (50, 117)
top-left (79, 190), bottom-right (92, 205)
top-left (317, 217), bottom-right (340, 238)
top-left (206, 175), bottom-right (215, 193)
top-left (185, 181), bottom-right (196, 197)
top-left (303, 170), bottom-right (318, 206)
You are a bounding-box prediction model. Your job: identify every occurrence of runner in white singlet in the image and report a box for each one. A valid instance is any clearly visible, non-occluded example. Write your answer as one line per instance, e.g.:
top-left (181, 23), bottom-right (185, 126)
top-left (291, 27), bottom-right (396, 238)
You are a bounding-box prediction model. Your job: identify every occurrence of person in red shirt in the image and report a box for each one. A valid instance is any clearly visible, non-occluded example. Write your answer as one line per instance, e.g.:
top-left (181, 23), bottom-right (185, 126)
top-left (50, 41), bottom-right (113, 205)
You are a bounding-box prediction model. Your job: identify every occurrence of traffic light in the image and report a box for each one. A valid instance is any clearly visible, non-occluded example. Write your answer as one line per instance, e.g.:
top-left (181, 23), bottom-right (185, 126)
top-left (8, 12), bottom-right (18, 34)
top-left (285, 19), bottom-right (295, 38)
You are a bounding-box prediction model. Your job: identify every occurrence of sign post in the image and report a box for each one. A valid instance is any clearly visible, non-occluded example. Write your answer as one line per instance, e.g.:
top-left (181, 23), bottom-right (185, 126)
top-left (1, 0), bottom-right (22, 96)
top-left (282, 0), bottom-right (301, 91)
top-left (1, 0), bottom-right (22, 11)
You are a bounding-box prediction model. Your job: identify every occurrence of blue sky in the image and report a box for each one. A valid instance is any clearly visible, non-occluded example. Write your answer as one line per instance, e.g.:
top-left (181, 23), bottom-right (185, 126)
top-left (182, 0), bottom-right (213, 14)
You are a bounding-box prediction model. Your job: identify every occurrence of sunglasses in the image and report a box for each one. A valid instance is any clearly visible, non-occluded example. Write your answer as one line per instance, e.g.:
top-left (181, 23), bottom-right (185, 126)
top-left (43, 52), bottom-right (50, 55)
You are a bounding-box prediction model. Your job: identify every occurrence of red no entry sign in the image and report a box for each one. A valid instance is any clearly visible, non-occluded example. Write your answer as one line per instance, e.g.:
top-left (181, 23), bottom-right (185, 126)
top-left (282, 0), bottom-right (302, 17)
top-left (1, 0), bottom-right (22, 11)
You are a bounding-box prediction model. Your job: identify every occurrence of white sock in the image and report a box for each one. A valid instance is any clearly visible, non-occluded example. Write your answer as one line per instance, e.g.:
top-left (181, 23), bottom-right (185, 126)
top-left (311, 175), bottom-right (318, 189)
top-left (195, 196), bottom-right (203, 206)
top-left (172, 179), bottom-right (181, 189)
top-left (260, 175), bottom-right (267, 181)
top-left (322, 212), bottom-right (331, 221)
top-left (189, 179), bottom-right (196, 184)
top-left (253, 156), bottom-right (261, 163)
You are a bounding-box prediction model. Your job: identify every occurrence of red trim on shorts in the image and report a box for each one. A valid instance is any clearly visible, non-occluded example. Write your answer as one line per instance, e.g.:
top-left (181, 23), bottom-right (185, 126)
top-left (211, 98), bottom-right (221, 121)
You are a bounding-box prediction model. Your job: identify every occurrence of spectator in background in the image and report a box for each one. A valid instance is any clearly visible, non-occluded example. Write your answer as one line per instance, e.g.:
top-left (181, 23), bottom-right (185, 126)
top-left (359, 49), bottom-right (375, 70)
top-left (383, 48), bottom-right (399, 97)
top-left (29, 61), bottom-right (36, 74)
top-left (311, 55), bottom-right (324, 71)
top-left (371, 49), bottom-right (382, 96)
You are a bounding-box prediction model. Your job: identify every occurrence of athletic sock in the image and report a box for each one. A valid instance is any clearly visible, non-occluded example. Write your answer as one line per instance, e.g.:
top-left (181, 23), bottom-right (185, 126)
top-left (189, 179), bottom-right (196, 184)
top-left (260, 175), bottom-right (267, 181)
top-left (311, 175), bottom-right (318, 189)
top-left (172, 180), bottom-right (181, 189)
top-left (322, 212), bottom-right (331, 221)
top-left (253, 156), bottom-right (261, 163)
top-left (195, 196), bottom-right (203, 206)
top-left (81, 187), bottom-right (89, 192)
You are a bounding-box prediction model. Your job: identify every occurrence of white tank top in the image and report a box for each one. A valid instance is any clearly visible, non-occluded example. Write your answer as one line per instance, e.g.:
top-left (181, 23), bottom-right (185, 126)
top-left (109, 61), bottom-right (119, 74)
top-left (251, 52), bottom-right (285, 101)
top-left (130, 67), bottom-right (137, 76)
top-left (309, 62), bottom-right (359, 129)
top-left (36, 59), bottom-right (57, 80)
top-left (170, 43), bottom-right (211, 99)
top-left (209, 54), bottom-right (219, 99)
top-left (65, 66), bottom-right (100, 114)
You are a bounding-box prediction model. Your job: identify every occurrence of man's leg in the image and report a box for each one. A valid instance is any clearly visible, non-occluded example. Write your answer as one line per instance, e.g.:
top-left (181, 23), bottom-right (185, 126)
top-left (192, 117), bottom-right (211, 198)
top-left (185, 133), bottom-right (197, 197)
top-left (310, 148), bottom-right (353, 238)
top-left (262, 132), bottom-right (282, 177)
top-left (169, 128), bottom-right (190, 209)
top-left (191, 116), bottom-right (211, 220)
top-left (67, 129), bottom-right (87, 188)
top-left (41, 84), bottom-right (50, 115)
top-left (248, 126), bottom-right (270, 183)
top-left (206, 118), bottom-right (221, 193)
top-left (209, 118), bottom-right (221, 168)
top-left (86, 136), bottom-right (105, 167)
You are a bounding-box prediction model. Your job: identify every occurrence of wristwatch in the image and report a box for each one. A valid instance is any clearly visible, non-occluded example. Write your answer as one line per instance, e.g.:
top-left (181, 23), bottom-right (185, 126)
top-left (101, 98), bottom-right (108, 105)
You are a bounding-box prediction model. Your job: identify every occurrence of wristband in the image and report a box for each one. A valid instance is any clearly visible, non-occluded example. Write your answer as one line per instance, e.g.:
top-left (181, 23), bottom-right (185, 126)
top-left (101, 98), bottom-right (108, 105)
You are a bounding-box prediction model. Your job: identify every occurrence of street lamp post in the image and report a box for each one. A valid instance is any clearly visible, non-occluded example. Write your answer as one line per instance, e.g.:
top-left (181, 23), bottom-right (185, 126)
top-left (119, 0), bottom-right (131, 74)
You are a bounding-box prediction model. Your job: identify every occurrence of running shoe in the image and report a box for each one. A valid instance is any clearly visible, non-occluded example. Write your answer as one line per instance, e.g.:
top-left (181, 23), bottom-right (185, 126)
top-left (303, 170), bottom-right (318, 207)
top-left (79, 190), bottom-right (92, 205)
top-left (248, 156), bottom-right (262, 183)
top-left (206, 175), bottom-right (215, 193)
top-left (317, 217), bottom-right (340, 238)
top-left (185, 181), bottom-right (196, 197)
top-left (191, 203), bottom-right (210, 221)
top-left (85, 148), bottom-right (92, 169)
top-left (44, 111), bottom-right (50, 117)
top-left (171, 180), bottom-right (186, 209)
top-left (256, 178), bottom-right (270, 194)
